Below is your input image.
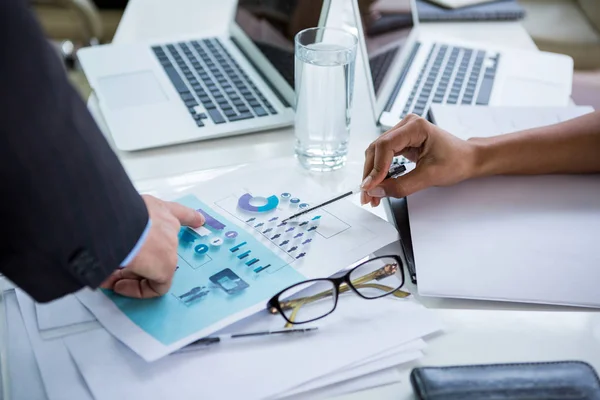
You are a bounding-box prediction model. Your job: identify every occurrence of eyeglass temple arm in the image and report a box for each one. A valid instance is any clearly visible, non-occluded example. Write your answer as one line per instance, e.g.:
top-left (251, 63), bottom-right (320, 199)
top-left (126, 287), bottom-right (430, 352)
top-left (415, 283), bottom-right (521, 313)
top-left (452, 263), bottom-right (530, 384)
top-left (279, 281), bottom-right (409, 312)
top-left (277, 265), bottom-right (407, 311)
top-left (283, 283), bottom-right (410, 328)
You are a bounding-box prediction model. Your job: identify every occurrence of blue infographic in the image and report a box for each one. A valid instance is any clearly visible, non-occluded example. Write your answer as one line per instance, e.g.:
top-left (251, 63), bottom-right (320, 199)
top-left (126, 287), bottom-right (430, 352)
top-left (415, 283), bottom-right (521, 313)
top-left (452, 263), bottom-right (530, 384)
top-left (237, 193), bottom-right (279, 212)
top-left (102, 194), bottom-right (305, 345)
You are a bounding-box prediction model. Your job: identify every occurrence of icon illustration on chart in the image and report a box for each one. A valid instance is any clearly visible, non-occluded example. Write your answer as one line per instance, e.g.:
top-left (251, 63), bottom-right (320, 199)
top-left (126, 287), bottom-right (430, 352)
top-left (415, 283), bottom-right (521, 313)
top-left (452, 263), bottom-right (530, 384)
top-left (213, 190), bottom-right (352, 272)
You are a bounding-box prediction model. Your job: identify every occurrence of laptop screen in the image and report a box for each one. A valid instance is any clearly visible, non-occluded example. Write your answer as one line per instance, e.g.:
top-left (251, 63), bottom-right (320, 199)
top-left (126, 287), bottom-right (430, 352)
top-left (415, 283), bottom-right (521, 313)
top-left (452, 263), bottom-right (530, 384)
top-left (235, 0), bottom-right (325, 89)
top-left (357, 0), bottom-right (414, 95)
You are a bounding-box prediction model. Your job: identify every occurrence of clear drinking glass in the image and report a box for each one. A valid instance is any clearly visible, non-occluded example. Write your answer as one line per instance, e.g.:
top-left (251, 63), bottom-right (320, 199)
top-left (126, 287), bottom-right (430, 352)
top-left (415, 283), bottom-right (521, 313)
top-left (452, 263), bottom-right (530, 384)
top-left (294, 27), bottom-right (358, 171)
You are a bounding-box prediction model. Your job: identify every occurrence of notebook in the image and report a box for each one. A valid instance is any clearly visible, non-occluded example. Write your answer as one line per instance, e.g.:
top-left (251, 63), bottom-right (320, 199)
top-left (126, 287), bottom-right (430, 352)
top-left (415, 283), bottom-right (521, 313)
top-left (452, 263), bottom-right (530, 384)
top-left (410, 105), bottom-right (600, 308)
top-left (416, 0), bottom-right (525, 21)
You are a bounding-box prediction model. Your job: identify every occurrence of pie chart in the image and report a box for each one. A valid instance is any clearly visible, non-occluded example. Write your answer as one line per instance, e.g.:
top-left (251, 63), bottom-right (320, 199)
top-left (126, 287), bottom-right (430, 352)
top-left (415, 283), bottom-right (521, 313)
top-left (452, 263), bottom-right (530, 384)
top-left (238, 193), bottom-right (279, 212)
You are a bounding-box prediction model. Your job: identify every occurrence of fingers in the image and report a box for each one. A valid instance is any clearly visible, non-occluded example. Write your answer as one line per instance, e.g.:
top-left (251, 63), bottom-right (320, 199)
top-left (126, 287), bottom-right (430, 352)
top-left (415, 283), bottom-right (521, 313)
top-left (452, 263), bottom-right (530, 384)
top-left (362, 114), bottom-right (413, 182)
top-left (113, 278), bottom-right (164, 298)
top-left (107, 269), bottom-right (172, 298)
top-left (367, 165), bottom-right (433, 200)
top-left (362, 115), bottom-right (426, 193)
top-left (164, 201), bottom-right (205, 227)
top-left (100, 269), bottom-right (121, 289)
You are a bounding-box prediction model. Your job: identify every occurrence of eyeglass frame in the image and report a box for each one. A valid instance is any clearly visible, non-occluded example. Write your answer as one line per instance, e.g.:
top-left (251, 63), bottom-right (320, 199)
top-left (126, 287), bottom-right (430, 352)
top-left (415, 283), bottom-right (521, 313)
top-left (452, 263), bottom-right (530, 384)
top-left (266, 255), bottom-right (407, 326)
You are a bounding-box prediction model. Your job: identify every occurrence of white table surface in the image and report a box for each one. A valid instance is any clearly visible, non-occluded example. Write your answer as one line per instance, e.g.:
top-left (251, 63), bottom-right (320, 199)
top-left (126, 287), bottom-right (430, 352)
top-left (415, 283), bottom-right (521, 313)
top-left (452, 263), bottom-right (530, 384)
top-left (85, 1), bottom-right (600, 399)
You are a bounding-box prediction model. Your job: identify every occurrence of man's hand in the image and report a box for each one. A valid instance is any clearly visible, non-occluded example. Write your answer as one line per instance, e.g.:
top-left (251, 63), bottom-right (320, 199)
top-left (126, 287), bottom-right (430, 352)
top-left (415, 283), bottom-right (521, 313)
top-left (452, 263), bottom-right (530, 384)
top-left (361, 114), bottom-right (477, 207)
top-left (101, 195), bottom-right (205, 298)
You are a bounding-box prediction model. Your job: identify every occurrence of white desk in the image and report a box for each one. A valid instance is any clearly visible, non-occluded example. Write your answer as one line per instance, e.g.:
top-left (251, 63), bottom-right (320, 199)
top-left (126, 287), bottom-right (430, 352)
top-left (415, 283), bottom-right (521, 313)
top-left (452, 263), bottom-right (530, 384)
top-left (86, 2), bottom-right (600, 399)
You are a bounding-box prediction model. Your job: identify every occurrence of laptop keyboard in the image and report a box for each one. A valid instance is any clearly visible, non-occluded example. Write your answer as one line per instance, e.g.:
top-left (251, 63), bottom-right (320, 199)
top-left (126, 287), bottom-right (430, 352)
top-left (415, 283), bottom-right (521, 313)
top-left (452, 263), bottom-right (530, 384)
top-left (370, 47), bottom-right (400, 94)
top-left (254, 42), bottom-right (295, 89)
top-left (152, 38), bottom-right (277, 128)
top-left (400, 43), bottom-right (500, 119)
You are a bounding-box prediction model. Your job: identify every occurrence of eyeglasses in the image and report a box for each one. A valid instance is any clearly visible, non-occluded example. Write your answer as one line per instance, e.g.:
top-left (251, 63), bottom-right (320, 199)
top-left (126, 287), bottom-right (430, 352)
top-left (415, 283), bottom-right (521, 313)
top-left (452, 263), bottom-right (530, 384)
top-left (267, 255), bottom-right (409, 328)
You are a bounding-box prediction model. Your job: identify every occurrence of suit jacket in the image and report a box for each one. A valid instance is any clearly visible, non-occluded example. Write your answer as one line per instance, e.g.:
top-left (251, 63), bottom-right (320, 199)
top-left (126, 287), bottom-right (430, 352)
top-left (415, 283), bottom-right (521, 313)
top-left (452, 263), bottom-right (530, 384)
top-left (0, 0), bottom-right (148, 302)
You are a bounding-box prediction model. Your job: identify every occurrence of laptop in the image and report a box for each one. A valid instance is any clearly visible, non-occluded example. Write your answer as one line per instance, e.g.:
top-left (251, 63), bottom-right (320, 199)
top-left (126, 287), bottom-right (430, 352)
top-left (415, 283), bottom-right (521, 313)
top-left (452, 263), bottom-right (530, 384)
top-left (77, 0), bottom-right (331, 151)
top-left (349, 0), bottom-right (574, 129)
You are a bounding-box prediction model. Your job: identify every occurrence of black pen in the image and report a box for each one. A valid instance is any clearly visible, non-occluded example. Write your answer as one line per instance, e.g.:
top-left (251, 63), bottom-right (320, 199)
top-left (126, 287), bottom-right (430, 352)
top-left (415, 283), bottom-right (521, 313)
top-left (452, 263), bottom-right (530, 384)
top-left (177, 327), bottom-right (319, 353)
top-left (282, 163), bottom-right (407, 223)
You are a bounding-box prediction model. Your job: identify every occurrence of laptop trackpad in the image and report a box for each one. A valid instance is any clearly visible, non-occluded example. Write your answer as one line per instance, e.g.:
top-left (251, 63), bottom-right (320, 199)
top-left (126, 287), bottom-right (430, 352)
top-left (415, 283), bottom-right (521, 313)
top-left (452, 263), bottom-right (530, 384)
top-left (97, 71), bottom-right (168, 110)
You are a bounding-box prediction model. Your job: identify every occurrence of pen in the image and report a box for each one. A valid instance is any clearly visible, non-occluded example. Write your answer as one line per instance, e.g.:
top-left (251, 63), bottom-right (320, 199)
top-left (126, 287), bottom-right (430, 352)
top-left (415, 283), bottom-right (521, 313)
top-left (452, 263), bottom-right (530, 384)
top-left (178, 327), bottom-right (319, 352)
top-left (282, 162), bottom-right (407, 223)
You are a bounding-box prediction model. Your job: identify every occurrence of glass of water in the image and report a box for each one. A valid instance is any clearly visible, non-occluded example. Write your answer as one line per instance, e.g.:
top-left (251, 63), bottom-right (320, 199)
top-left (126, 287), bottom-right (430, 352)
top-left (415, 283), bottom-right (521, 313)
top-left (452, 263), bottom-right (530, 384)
top-left (294, 27), bottom-right (357, 171)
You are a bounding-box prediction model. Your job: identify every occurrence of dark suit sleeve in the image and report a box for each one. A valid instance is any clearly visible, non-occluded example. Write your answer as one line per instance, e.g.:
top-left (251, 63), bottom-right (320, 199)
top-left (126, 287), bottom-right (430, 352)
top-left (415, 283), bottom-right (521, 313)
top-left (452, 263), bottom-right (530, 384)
top-left (0, 0), bottom-right (149, 302)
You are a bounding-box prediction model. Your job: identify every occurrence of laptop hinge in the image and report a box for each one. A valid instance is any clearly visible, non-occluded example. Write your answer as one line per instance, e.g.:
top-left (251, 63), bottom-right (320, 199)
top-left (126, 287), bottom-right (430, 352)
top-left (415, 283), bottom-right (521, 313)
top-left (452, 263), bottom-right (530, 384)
top-left (382, 42), bottom-right (422, 114)
top-left (230, 37), bottom-right (291, 108)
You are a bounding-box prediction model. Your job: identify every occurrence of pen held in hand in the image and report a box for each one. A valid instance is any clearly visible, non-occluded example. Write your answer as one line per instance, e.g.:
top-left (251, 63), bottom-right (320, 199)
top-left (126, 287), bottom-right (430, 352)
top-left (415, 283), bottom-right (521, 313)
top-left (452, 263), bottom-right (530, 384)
top-left (282, 163), bottom-right (407, 223)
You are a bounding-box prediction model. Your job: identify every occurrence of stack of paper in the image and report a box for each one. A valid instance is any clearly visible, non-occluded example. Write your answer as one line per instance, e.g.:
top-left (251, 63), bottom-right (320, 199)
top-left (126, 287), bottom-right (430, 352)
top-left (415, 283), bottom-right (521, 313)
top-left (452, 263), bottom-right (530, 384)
top-left (4, 288), bottom-right (442, 400)
top-left (3, 159), bottom-right (444, 398)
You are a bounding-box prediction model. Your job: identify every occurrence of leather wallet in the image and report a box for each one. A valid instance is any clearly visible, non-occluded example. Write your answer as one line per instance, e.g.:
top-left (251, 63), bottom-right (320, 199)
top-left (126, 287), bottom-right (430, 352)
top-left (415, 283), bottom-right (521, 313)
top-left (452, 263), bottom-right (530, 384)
top-left (410, 361), bottom-right (600, 400)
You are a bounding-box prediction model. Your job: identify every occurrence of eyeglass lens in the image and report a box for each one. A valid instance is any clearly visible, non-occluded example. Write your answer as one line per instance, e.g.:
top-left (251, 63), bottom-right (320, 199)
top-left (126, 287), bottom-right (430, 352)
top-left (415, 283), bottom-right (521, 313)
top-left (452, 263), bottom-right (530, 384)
top-left (277, 280), bottom-right (337, 324)
top-left (349, 256), bottom-right (404, 298)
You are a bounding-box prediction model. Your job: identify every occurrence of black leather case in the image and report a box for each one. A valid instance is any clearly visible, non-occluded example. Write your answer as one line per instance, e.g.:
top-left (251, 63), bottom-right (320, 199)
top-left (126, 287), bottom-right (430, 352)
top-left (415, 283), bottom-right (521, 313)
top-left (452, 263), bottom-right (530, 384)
top-left (410, 361), bottom-right (600, 400)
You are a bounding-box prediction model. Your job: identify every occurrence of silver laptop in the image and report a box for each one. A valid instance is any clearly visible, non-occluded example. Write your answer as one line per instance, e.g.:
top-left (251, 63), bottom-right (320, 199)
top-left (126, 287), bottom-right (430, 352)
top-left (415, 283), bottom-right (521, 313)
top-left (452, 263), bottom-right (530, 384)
top-left (349, 0), bottom-right (574, 129)
top-left (78, 1), bottom-right (331, 151)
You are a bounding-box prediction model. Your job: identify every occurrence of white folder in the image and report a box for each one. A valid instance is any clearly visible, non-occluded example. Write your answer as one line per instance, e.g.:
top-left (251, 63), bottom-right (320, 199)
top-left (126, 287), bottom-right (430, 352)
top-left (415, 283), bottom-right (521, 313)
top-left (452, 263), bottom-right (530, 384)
top-left (411, 105), bottom-right (600, 307)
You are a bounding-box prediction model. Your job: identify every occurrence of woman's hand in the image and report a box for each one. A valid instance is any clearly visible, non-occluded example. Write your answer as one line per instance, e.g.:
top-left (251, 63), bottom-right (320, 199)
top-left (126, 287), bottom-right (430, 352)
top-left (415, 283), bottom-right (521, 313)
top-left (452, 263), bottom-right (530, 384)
top-left (361, 114), bottom-right (477, 207)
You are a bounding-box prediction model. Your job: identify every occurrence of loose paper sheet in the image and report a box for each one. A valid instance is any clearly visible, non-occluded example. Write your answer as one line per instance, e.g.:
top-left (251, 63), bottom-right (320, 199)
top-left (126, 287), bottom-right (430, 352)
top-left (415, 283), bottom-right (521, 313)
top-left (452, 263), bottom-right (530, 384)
top-left (15, 290), bottom-right (93, 400)
top-left (281, 368), bottom-right (402, 400)
top-left (77, 159), bottom-right (399, 360)
top-left (274, 339), bottom-right (425, 398)
top-left (277, 349), bottom-right (423, 398)
top-left (65, 297), bottom-right (442, 400)
top-left (35, 292), bottom-right (95, 331)
top-left (4, 290), bottom-right (48, 400)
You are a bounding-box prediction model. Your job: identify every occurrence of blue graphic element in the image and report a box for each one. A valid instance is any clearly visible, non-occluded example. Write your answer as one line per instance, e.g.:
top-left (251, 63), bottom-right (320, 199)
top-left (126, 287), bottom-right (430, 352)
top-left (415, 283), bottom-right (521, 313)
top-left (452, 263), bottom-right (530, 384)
top-left (225, 231), bottom-right (238, 240)
top-left (269, 217), bottom-right (279, 222)
top-left (180, 229), bottom-right (197, 244)
top-left (263, 228), bottom-right (273, 234)
top-left (246, 217), bottom-right (256, 223)
top-left (238, 250), bottom-right (251, 259)
top-left (179, 286), bottom-right (206, 299)
top-left (210, 238), bottom-right (224, 247)
top-left (238, 193), bottom-right (279, 212)
top-left (183, 291), bottom-right (209, 304)
top-left (279, 240), bottom-right (289, 246)
top-left (245, 258), bottom-right (259, 267)
top-left (294, 233), bottom-right (304, 239)
top-left (296, 252), bottom-right (306, 259)
top-left (254, 222), bottom-right (264, 228)
top-left (277, 221), bottom-right (287, 227)
top-left (196, 208), bottom-right (226, 231)
top-left (285, 227), bottom-right (295, 233)
top-left (103, 194), bottom-right (304, 346)
top-left (194, 244), bottom-right (209, 255)
top-left (302, 239), bottom-right (313, 245)
top-left (299, 221), bottom-right (309, 227)
top-left (270, 234), bottom-right (281, 240)
top-left (299, 203), bottom-right (309, 209)
top-left (307, 226), bottom-right (318, 232)
top-left (254, 264), bottom-right (272, 273)
top-left (312, 215), bottom-right (322, 221)
top-left (209, 269), bottom-right (248, 295)
top-left (290, 198), bottom-right (300, 204)
top-left (280, 193), bottom-right (291, 200)
top-left (288, 246), bottom-right (298, 252)
top-left (229, 241), bottom-right (247, 252)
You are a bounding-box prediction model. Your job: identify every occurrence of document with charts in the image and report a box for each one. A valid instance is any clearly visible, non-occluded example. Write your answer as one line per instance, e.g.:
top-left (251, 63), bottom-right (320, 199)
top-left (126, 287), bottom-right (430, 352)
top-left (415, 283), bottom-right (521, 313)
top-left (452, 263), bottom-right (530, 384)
top-left (77, 159), bottom-right (399, 361)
